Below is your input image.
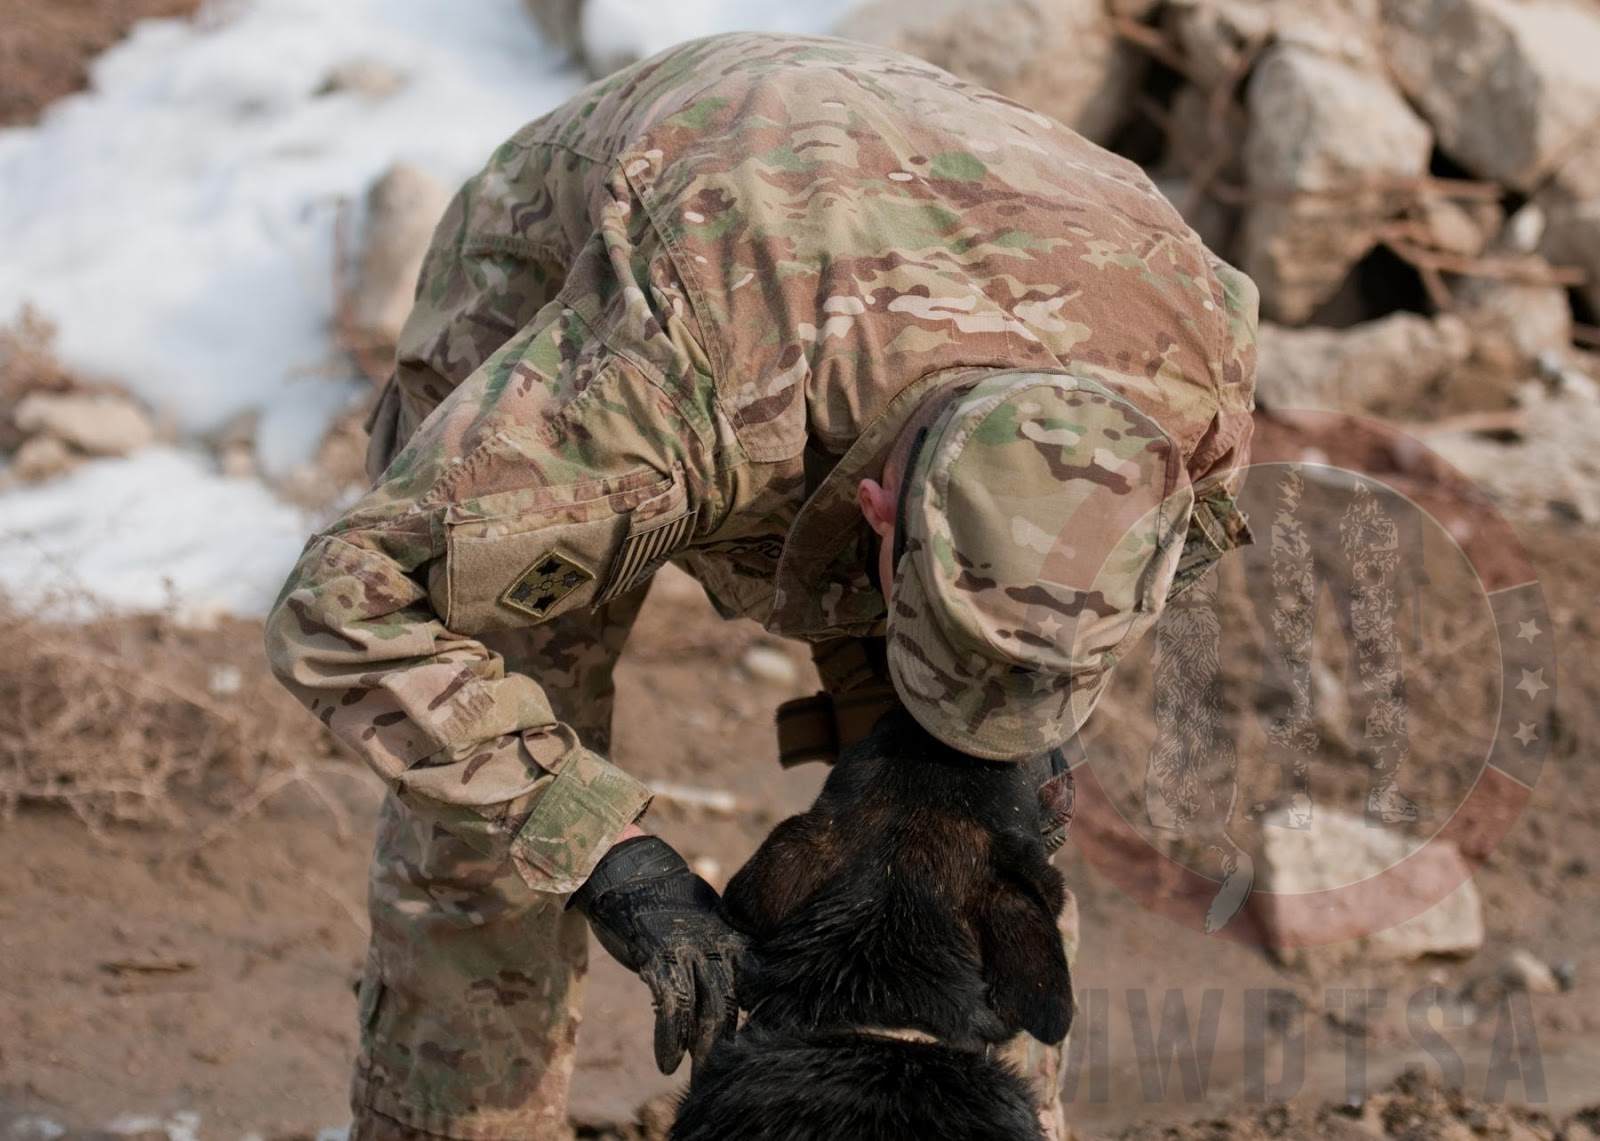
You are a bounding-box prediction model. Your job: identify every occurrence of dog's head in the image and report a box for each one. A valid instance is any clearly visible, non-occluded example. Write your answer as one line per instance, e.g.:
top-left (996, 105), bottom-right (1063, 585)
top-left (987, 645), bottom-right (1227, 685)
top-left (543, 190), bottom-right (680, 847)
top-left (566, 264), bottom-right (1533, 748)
top-left (724, 709), bottom-right (1074, 1048)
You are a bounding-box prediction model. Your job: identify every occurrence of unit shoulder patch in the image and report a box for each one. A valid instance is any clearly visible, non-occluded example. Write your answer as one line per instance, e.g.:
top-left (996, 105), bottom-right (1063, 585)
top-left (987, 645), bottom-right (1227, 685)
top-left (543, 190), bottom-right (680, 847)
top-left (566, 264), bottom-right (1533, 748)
top-left (501, 551), bottom-right (594, 620)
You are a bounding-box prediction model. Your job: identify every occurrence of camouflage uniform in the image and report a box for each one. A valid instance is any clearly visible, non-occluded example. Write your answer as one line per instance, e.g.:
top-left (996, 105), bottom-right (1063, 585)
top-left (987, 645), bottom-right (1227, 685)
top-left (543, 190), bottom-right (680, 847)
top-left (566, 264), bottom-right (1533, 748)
top-left (265, 33), bottom-right (1257, 1139)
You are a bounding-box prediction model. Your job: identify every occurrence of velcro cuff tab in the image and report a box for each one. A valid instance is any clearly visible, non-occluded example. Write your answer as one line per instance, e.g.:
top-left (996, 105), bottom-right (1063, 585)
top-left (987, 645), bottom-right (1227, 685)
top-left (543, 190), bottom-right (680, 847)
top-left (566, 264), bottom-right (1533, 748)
top-left (510, 749), bottom-right (653, 895)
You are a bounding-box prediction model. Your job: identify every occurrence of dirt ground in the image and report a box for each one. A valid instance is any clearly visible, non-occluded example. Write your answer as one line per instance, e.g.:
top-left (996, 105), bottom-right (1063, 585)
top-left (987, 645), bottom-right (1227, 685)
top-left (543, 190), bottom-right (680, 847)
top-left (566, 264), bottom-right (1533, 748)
top-left (0, 566), bottom-right (833, 1139)
top-left (3, 410), bottom-right (1599, 1139)
top-left (0, 0), bottom-right (204, 128)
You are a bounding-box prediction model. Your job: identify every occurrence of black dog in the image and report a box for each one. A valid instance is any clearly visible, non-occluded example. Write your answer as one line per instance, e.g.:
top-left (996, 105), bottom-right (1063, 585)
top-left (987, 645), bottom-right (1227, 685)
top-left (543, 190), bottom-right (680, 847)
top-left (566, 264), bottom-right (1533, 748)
top-left (670, 711), bottom-right (1073, 1141)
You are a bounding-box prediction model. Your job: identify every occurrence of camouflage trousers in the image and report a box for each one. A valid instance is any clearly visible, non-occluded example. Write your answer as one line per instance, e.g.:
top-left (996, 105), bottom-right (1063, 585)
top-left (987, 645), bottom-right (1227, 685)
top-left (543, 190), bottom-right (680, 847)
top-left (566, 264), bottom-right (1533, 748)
top-left (350, 614), bottom-right (1080, 1140)
top-left (349, 585), bottom-right (647, 1141)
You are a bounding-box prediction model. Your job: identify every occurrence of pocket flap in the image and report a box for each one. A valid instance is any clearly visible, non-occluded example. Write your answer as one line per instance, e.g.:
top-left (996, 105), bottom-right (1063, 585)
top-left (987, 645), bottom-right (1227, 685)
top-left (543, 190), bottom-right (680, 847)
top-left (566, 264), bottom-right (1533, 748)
top-left (510, 749), bottom-right (654, 895)
top-left (433, 468), bottom-right (680, 634)
top-left (438, 514), bottom-right (627, 634)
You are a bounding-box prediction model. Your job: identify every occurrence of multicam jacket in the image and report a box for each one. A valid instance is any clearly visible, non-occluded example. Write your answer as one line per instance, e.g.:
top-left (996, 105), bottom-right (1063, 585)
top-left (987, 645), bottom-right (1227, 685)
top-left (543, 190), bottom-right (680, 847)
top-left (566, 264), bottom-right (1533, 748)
top-left (265, 33), bottom-right (1259, 895)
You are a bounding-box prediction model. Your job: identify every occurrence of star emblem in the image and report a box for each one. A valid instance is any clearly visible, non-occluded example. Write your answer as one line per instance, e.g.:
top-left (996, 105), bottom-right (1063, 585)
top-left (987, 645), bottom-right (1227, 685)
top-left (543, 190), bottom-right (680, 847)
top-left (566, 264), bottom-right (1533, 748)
top-left (1516, 619), bottom-right (1542, 643)
top-left (1513, 721), bottom-right (1539, 747)
top-left (1514, 668), bottom-right (1549, 701)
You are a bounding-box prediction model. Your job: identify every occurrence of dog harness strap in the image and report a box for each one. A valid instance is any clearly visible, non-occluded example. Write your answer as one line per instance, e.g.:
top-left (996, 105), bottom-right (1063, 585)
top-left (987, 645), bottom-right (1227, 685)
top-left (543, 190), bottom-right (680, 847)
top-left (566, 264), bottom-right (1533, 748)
top-left (778, 636), bottom-right (902, 767)
top-left (775, 686), bottom-right (902, 768)
top-left (808, 636), bottom-right (892, 694)
top-left (775, 693), bottom-right (839, 768)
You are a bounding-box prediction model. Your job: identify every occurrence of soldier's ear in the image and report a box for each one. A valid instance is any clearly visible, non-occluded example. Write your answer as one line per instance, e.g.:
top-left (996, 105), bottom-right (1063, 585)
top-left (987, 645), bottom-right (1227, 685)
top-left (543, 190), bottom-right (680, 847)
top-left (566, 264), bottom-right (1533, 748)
top-left (857, 477), bottom-right (896, 539)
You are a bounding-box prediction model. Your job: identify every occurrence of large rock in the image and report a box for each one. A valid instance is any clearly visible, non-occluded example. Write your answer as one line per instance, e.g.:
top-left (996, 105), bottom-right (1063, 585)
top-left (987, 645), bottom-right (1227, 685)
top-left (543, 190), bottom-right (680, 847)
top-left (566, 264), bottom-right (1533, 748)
top-left (1449, 203), bottom-right (1576, 370)
top-left (1457, 277), bottom-right (1574, 374)
top-left (343, 163), bottom-right (450, 357)
top-left (12, 391), bottom-right (155, 456)
top-left (1381, 0), bottom-right (1600, 192)
top-left (1380, 0), bottom-right (1600, 314)
top-left (522, 0), bottom-right (585, 60)
top-left (1169, 0), bottom-right (1384, 88)
top-left (1255, 805), bottom-right (1485, 967)
top-left (1431, 367), bottom-right (1600, 524)
top-left (1241, 44), bottom-right (1433, 323)
top-left (833, 0), bottom-right (1144, 144)
top-left (1254, 313), bottom-right (1471, 415)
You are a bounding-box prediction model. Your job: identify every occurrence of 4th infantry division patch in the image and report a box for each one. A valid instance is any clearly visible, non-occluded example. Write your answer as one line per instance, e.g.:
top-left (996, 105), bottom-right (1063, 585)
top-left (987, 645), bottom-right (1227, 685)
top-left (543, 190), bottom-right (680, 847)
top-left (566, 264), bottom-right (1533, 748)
top-left (501, 552), bottom-right (593, 620)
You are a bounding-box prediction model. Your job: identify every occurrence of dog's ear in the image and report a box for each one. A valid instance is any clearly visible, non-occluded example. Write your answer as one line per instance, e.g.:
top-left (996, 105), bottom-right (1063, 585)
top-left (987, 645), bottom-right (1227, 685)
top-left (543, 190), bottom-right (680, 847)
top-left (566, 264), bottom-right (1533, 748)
top-left (971, 831), bottom-right (1074, 1045)
top-left (723, 811), bottom-right (845, 939)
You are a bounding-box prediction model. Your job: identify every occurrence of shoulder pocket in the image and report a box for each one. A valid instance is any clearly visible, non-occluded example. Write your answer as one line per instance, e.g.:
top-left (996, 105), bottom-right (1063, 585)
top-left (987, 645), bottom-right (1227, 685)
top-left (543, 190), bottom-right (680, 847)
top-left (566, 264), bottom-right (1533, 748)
top-left (432, 468), bottom-right (674, 634)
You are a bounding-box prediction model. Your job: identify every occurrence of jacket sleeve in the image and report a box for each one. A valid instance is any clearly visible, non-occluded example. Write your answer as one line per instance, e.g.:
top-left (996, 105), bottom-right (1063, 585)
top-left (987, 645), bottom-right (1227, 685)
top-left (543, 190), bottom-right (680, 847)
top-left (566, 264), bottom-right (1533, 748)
top-left (1196, 250), bottom-right (1260, 490)
top-left (265, 318), bottom-right (703, 894)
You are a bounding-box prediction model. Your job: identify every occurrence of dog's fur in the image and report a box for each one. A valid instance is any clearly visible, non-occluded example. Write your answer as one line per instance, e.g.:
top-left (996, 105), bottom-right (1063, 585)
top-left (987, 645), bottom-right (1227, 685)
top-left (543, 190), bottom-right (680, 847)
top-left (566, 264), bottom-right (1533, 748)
top-left (670, 711), bottom-right (1073, 1141)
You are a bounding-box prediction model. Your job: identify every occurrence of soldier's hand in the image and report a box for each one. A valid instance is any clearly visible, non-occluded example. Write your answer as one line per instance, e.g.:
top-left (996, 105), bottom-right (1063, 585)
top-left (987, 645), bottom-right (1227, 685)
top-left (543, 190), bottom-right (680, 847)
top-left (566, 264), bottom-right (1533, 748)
top-left (571, 835), bottom-right (746, 1074)
top-left (1028, 748), bottom-right (1076, 854)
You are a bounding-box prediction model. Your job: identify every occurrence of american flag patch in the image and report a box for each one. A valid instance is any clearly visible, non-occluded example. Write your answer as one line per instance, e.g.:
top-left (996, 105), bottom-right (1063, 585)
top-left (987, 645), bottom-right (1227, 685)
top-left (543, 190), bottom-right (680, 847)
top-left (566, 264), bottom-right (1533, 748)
top-left (595, 509), bottom-right (698, 605)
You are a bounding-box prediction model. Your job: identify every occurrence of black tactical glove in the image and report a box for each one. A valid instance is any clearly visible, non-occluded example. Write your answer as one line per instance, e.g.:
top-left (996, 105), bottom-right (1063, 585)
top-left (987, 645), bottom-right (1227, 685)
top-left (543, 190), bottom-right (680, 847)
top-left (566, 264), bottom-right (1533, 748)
top-left (571, 835), bottom-right (746, 1074)
top-left (1028, 748), bottom-right (1076, 854)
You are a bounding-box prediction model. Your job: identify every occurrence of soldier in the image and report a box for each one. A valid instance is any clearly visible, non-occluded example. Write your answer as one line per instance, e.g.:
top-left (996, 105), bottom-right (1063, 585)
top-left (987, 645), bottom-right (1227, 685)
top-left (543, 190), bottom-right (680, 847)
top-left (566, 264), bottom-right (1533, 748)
top-left (265, 32), bottom-right (1258, 1141)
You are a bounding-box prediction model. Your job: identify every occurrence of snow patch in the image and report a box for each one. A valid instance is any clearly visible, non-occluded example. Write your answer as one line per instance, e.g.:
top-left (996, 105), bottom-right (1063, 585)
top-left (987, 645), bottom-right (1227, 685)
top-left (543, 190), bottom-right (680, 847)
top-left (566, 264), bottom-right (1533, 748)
top-left (582, 0), bottom-right (863, 69)
top-left (0, 0), bottom-right (584, 462)
top-left (0, 449), bottom-right (315, 622)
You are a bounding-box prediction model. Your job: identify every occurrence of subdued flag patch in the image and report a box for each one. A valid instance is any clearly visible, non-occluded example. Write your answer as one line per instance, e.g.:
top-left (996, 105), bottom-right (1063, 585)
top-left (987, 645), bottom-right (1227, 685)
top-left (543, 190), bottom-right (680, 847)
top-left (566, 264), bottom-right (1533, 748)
top-left (596, 510), bottom-right (698, 605)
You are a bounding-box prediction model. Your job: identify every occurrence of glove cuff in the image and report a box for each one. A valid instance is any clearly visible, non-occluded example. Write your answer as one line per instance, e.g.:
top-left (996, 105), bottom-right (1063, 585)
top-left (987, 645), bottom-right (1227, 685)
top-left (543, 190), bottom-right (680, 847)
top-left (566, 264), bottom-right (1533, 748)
top-left (570, 835), bottom-right (687, 912)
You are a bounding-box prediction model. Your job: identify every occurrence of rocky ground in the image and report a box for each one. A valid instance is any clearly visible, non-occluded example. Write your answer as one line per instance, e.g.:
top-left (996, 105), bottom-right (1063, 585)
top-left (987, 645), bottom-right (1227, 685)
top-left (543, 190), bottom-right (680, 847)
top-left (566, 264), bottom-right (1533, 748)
top-left (5, 436), bottom-right (1600, 1137)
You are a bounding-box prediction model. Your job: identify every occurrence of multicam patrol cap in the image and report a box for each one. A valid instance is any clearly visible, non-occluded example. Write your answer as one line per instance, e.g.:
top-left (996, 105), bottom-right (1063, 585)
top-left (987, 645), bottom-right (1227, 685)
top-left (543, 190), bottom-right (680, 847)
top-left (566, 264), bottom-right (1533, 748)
top-left (888, 370), bottom-right (1195, 761)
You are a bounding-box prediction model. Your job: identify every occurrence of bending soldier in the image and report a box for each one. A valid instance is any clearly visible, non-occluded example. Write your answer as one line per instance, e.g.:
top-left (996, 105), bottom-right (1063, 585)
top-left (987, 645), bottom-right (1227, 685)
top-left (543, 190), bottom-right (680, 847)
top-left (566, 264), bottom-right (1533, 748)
top-left (265, 32), bottom-right (1259, 1141)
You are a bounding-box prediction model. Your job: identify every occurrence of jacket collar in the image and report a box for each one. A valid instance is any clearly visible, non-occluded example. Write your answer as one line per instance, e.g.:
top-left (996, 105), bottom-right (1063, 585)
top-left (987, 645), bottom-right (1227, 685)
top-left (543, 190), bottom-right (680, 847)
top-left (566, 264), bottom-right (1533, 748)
top-left (771, 367), bottom-right (990, 639)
